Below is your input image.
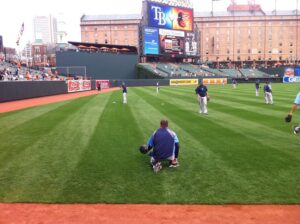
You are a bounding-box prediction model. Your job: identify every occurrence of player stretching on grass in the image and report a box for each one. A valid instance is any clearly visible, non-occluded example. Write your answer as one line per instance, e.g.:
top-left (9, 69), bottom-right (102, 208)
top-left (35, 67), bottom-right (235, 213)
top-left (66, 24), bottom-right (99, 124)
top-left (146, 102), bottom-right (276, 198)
top-left (140, 120), bottom-right (180, 173)
top-left (285, 92), bottom-right (300, 135)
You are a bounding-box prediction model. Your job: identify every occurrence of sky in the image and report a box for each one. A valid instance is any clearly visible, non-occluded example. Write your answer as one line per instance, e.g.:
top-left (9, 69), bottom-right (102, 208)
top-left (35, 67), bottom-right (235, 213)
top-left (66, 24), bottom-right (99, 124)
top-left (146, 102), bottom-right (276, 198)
top-left (0, 0), bottom-right (298, 48)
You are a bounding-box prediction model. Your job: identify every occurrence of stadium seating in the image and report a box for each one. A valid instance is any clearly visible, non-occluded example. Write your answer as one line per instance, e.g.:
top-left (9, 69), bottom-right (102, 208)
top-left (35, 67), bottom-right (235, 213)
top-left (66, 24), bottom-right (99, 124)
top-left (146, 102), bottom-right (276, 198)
top-left (219, 69), bottom-right (242, 77)
top-left (0, 61), bottom-right (65, 81)
top-left (239, 69), bottom-right (270, 78)
top-left (136, 63), bottom-right (274, 79)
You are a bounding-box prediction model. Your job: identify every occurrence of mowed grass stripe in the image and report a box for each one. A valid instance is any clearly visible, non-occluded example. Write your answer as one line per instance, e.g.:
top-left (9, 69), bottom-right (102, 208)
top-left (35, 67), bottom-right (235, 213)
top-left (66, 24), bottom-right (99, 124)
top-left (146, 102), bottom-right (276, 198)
top-left (0, 94), bottom-right (111, 202)
top-left (141, 86), bottom-right (299, 154)
top-left (0, 100), bottom-right (72, 134)
top-left (59, 91), bottom-right (169, 203)
top-left (136, 87), bottom-right (300, 203)
top-left (211, 89), bottom-right (295, 108)
top-left (158, 85), bottom-right (300, 149)
top-left (130, 89), bottom-right (260, 203)
top-left (0, 96), bottom-right (97, 169)
top-left (152, 87), bottom-right (300, 153)
top-left (164, 85), bottom-right (292, 111)
top-left (209, 84), bottom-right (299, 103)
top-left (175, 83), bottom-right (299, 102)
top-left (161, 86), bottom-right (291, 127)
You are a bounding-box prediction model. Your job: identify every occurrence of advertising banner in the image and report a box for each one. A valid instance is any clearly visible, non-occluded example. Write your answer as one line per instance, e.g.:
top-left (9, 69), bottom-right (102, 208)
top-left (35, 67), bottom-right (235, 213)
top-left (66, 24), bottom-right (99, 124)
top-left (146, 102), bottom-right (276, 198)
top-left (283, 76), bottom-right (300, 83)
top-left (185, 32), bottom-right (198, 56)
top-left (148, 2), bottom-right (193, 31)
top-left (202, 78), bottom-right (227, 85)
top-left (170, 79), bottom-right (198, 86)
top-left (283, 67), bottom-right (300, 83)
top-left (95, 80), bottom-right (110, 89)
top-left (67, 80), bottom-right (91, 93)
top-left (159, 29), bottom-right (184, 55)
top-left (284, 68), bottom-right (294, 76)
top-left (144, 27), bottom-right (159, 55)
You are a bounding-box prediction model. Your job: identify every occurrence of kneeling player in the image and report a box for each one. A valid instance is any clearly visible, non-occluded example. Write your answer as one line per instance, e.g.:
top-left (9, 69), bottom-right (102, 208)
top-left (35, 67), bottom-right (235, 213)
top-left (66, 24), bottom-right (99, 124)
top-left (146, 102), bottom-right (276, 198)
top-left (140, 120), bottom-right (180, 173)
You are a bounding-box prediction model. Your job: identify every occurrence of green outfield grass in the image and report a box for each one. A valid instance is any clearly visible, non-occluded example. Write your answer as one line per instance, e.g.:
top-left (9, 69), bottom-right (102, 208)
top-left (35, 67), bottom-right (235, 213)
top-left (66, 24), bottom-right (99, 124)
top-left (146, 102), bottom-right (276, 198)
top-left (0, 83), bottom-right (299, 204)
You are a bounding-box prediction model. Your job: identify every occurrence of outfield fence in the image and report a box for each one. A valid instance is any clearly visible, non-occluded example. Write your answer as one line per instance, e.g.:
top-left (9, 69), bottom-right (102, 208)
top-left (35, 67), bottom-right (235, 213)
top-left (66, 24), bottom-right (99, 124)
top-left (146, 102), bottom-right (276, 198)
top-left (0, 77), bottom-right (283, 103)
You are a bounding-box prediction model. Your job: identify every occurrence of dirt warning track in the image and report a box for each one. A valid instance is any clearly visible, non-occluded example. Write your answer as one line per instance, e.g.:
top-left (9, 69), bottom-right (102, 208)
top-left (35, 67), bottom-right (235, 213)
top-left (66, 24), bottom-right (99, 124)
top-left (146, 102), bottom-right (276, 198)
top-left (0, 204), bottom-right (299, 224)
top-left (0, 88), bottom-right (119, 113)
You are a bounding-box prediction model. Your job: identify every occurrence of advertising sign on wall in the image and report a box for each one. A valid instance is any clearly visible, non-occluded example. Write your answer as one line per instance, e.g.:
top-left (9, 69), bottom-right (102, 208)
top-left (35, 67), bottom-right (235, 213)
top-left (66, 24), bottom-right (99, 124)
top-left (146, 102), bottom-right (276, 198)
top-left (67, 80), bottom-right (91, 93)
top-left (148, 2), bottom-right (193, 31)
top-left (283, 76), bottom-right (300, 83)
top-left (283, 67), bottom-right (300, 83)
top-left (159, 28), bottom-right (184, 55)
top-left (95, 80), bottom-right (110, 89)
top-left (202, 78), bottom-right (227, 85)
top-left (144, 27), bottom-right (159, 55)
top-left (284, 68), bottom-right (294, 76)
top-left (169, 79), bottom-right (198, 86)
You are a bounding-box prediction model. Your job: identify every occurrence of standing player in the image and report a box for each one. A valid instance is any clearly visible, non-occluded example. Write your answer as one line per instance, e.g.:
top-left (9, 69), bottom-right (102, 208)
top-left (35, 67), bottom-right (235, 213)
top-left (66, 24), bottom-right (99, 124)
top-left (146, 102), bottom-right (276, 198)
top-left (121, 82), bottom-right (127, 104)
top-left (285, 91), bottom-right (300, 134)
top-left (140, 120), bottom-right (180, 173)
top-left (156, 81), bottom-right (160, 94)
top-left (255, 79), bottom-right (260, 96)
top-left (195, 81), bottom-right (209, 115)
top-left (263, 81), bottom-right (273, 104)
top-left (232, 79), bottom-right (237, 88)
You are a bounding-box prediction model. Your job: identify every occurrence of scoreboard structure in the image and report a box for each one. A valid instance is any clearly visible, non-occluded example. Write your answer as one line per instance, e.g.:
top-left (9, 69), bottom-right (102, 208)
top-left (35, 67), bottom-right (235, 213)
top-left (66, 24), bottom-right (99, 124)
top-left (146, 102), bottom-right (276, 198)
top-left (141, 0), bottom-right (199, 59)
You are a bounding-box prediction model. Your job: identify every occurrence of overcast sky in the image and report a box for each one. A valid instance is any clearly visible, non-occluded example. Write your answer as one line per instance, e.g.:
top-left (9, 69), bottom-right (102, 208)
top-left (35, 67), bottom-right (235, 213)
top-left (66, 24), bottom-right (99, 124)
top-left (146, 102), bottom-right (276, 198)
top-left (0, 0), bottom-right (298, 48)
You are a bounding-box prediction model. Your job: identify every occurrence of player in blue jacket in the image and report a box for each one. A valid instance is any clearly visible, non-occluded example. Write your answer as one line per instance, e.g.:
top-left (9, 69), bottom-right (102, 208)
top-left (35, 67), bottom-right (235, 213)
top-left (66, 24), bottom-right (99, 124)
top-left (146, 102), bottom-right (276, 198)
top-left (263, 81), bottom-right (273, 104)
top-left (145, 120), bottom-right (180, 172)
top-left (195, 81), bottom-right (209, 114)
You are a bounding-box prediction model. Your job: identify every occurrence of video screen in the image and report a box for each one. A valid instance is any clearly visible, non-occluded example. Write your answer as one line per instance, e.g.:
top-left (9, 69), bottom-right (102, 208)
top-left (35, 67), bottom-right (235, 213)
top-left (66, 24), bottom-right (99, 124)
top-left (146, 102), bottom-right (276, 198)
top-left (143, 27), bottom-right (159, 55)
top-left (185, 32), bottom-right (198, 56)
top-left (159, 29), bottom-right (184, 55)
top-left (148, 2), bottom-right (193, 32)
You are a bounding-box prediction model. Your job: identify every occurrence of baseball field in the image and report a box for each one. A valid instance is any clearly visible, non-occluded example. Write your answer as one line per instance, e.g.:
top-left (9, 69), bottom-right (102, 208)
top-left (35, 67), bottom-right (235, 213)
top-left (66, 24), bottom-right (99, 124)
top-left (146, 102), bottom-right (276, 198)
top-left (0, 83), bottom-right (299, 204)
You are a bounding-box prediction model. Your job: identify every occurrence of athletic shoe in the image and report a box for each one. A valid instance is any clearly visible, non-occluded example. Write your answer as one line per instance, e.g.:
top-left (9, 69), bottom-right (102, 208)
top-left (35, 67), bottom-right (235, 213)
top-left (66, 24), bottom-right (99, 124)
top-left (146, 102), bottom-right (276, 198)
top-left (293, 125), bottom-right (300, 135)
top-left (150, 157), bottom-right (156, 166)
top-left (169, 159), bottom-right (179, 168)
top-left (153, 162), bottom-right (162, 173)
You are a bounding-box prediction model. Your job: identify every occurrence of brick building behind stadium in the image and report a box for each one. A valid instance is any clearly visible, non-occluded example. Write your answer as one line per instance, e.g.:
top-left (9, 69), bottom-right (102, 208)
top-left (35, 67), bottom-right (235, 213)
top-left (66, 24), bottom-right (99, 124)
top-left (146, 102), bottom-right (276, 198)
top-left (80, 3), bottom-right (300, 66)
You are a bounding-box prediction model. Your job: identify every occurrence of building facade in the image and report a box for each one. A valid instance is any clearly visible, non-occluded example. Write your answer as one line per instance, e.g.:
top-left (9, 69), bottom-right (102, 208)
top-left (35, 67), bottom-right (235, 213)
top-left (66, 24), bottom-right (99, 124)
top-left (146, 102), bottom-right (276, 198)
top-left (80, 3), bottom-right (300, 66)
top-left (197, 5), bottom-right (300, 66)
top-left (31, 44), bottom-right (56, 67)
top-left (80, 14), bottom-right (141, 48)
top-left (0, 35), bottom-right (3, 53)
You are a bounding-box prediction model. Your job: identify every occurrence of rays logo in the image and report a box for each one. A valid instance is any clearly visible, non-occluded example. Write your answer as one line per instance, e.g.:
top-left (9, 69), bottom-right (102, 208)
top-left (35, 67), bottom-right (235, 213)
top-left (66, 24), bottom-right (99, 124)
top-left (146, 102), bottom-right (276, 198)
top-left (151, 6), bottom-right (167, 25)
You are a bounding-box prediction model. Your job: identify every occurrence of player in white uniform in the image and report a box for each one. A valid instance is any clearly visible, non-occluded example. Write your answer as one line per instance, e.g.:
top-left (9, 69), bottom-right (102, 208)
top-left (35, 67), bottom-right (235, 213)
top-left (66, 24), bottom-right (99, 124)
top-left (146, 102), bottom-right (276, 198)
top-left (121, 82), bottom-right (127, 104)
